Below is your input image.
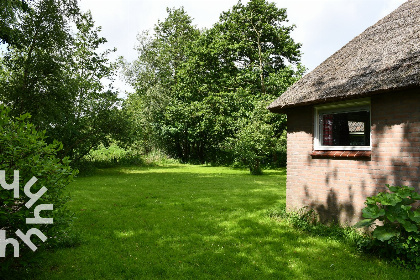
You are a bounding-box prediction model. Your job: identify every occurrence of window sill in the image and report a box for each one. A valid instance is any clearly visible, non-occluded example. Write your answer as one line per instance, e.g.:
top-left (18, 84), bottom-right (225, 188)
top-left (311, 150), bottom-right (371, 159)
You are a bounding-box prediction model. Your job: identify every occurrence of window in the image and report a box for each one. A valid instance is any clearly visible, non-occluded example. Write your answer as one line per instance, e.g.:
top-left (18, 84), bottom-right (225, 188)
top-left (314, 99), bottom-right (371, 151)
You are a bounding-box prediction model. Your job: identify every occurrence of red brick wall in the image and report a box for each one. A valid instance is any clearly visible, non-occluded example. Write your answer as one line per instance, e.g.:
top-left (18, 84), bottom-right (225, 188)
top-left (285, 90), bottom-right (420, 224)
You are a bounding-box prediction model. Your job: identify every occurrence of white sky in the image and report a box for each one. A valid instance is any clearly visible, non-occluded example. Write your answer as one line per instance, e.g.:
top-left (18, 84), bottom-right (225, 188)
top-left (78, 0), bottom-right (407, 95)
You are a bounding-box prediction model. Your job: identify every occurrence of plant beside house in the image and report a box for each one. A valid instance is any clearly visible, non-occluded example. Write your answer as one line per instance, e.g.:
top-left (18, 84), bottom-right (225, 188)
top-left (269, 184), bottom-right (420, 269)
top-left (356, 185), bottom-right (420, 269)
top-left (0, 105), bottom-right (78, 273)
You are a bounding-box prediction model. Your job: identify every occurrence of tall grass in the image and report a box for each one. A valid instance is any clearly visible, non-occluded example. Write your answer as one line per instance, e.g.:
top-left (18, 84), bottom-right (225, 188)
top-left (83, 143), bottom-right (144, 167)
top-left (77, 144), bottom-right (178, 175)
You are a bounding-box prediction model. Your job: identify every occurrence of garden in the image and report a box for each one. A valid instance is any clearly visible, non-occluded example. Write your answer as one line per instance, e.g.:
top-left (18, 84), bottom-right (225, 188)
top-left (7, 164), bottom-right (419, 279)
top-left (1, 1), bottom-right (419, 279)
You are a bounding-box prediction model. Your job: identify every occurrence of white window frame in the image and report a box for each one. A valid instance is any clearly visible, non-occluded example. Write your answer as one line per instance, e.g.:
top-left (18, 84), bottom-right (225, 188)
top-left (314, 98), bottom-right (371, 151)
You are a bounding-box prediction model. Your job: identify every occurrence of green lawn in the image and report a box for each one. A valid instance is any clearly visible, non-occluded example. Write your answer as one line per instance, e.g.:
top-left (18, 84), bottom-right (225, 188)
top-left (18, 164), bottom-right (416, 279)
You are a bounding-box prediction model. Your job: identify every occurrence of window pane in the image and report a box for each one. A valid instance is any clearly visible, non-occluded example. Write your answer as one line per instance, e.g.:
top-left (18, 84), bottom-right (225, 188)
top-left (320, 110), bottom-right (370, 146)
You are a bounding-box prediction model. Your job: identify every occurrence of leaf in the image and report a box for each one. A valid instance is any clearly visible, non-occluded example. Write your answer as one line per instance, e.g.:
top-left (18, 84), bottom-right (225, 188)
top-left (401, 198), bottom-right (415, 205)
top-left (410, 192), bottom-right (420, 200)
top-left (388, 185), bottom-right (399, 193)
top-left (387, 205), bottom-right (408, 223)
top-left (372, 226), bottom-right (398, 241)
top-left (386, 211), bottom-right (399, 223)
top-left (408, 210), bottom-right (420, 223)
top-left (354, 219), bottom-right (374, 228)
top-left (365, 197), bottom-right (378, 205)
top-left (400, 220), bottom-right (418, 233)
top-left (362, 205), bottom-right (385, 219)
top-left (379, 193), bottom-right (402, 206)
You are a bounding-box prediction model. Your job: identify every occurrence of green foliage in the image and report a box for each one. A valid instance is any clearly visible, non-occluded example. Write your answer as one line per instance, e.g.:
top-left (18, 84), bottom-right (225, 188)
top-left (78, 144), bottom-right (178, 175)
top-left (82, 143), bottom-right (144, 169)
top-left (211, 0), bottom-right (302, 95)
top-left (355, 185), bottom-right (420, 268)
top-left (142, 149), bottom-right (180, 166)
top-left (56, 10), bottom-right (128, 161)
top-left (0, 0), bottom-right (80, 128)
top-left (0, 0), bottom-right (31, 46)
top-left (122, 7), bottom-right (200, 157)
top-left (123, 1), bottom-right (304, 171)
top-left (0, 1), bottom-right (128, 163)
top-left (225, 100), bottom-right (288, 174)
top-left (0, 105), bottom-right (78, 271)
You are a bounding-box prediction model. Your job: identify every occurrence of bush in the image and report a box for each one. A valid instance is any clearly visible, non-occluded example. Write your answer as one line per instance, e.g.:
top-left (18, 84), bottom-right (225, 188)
top-left (0, 105), bottom-right (78, 272)
top-left (355, 185), bottom-right (420, 269)
top-left (78, 143), bottom-right (144, 173)
top-left (78, 145), bottom-right (178, 175)
top-left (226, 119), bottom-right (276, 175)
top-left (143, 149), bottom-right (179, 166)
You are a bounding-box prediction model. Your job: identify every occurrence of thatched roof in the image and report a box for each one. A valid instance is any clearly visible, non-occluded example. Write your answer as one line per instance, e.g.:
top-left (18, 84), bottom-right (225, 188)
top-left (268, 0), bottom-right (420, 113)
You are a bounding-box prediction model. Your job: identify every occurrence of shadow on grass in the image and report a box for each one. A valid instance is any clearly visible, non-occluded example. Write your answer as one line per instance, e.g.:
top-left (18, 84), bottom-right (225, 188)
top-left (13, 165), bottom-right (416, 280)
top-left (82, 164), bottom-right (286, 178)
top-left (79, 164), bottom-right (188, 177)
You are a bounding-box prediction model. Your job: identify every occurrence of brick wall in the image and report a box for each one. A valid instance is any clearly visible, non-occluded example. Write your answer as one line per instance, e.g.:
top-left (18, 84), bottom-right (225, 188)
top-left (285, 89), bottom-right (420, 224)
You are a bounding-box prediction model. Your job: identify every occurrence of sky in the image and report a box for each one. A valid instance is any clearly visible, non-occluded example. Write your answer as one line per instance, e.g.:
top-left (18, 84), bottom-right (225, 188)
top-left (78, 0), bottom-right (407, 95)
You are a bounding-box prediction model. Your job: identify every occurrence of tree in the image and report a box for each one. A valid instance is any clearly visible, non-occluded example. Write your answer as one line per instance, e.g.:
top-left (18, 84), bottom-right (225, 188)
top-left (124, 1), bottom-right (304, 169)
top-left (124, 7), bottom-right (200, 94)
top-left (226, 100), bottom-right (287, 174)
top-left (0, 0), bottom-right (78, 127)
top-left (0, 1), bottom-right (127, 162)
top-left (171, 0), bottom-right (304, 167)
top-left (122, 7), bottom-right (200, 155)
top-left (51, 11), bottom-right (126, 161)
top-left (0, 0), bottom-right (31, 46)
top-left (199, 0), bottom-right (302, 97)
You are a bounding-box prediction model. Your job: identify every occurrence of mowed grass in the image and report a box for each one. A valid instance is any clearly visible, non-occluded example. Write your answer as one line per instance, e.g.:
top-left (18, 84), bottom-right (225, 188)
top-left (21, 164), bottom-right (416, 279)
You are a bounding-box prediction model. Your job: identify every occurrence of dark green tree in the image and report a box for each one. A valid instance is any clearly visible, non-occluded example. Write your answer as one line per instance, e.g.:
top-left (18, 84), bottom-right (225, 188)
top-left (0, 0), bottom-right (78, 127)
top-left (52, 11), bottom-right (126, 161)
top-left (215, 0), bottom-right (302, 95)
top-left (122, 7), bottom-right (200, 155)
top-left (0, 0), bottom-right (31, 46)
top-left (124, 0), bottom-right (304, 169)
top-left (0, 1), bottom-right (127, 162)
top-left (171, 0), bottom-right (304, 167)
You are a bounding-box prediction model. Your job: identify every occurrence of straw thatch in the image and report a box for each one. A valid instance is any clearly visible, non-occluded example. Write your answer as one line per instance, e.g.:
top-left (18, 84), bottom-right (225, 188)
top-left (268, 0), bottom-right (420, 113)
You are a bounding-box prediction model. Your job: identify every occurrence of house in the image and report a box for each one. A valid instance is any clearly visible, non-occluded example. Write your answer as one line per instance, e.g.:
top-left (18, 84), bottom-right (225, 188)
top-left (268, 0), bottom-right (420, 224)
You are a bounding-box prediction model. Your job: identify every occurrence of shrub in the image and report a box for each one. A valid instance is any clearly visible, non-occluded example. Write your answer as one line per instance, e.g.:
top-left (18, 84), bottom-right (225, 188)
top-left (78, 145), bottom-right (178, 175)
top-left (143, 149), bottom-right (179, 166)
top-left (0, 105), bottom-right (78, 272)
top-left (355, 185), bottom-right (420, 269)
top-left (226, 119), bottom-right (276, 175)
top-left (78, 143), bottom-right (144, 173)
